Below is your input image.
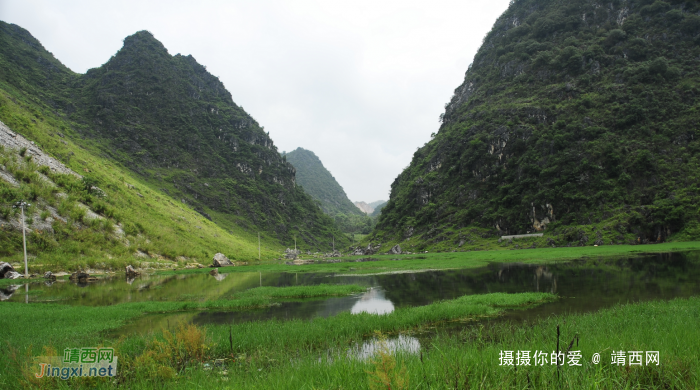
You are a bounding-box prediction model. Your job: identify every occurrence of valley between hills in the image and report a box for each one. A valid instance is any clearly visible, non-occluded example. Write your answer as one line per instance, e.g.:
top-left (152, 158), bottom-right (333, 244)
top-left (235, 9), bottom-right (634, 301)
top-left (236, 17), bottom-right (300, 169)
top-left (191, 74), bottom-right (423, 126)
top-left (2, 1), bottom-right (700, 388)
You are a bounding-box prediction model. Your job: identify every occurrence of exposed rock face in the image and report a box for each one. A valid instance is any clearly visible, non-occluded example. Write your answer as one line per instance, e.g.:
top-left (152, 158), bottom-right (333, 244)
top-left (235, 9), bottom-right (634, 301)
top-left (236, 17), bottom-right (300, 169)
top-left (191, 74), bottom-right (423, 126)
top-left (284, 248), bottom-right (301, 260)
top-left (0, 262), bottom-right (22, 279)
top-left (353, 201), bottom-right (374, 215)
top-left (349, 247), bottom-right (365, 256)
top-left (0, 121), bottom-right (81, 177)
top-left (43, 271), bottom-right (56, 280)
top-left (389, 244), bottom-right (402, 255)
top-left (324, 250), bottom-right (341, 258)
top-left (212, 253), bottom-right (233, 267)
top-left (348, 243), bottom-right (383, 256)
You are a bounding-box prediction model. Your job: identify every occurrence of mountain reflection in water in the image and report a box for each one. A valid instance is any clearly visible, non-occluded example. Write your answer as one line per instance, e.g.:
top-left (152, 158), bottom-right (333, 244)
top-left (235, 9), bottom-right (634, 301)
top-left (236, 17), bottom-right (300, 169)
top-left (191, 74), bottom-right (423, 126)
top-left (351, 288), bottom-right (394, 315)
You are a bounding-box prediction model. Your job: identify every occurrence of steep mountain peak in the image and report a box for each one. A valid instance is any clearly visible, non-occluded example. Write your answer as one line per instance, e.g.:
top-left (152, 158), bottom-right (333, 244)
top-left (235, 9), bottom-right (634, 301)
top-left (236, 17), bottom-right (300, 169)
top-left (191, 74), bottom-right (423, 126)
top-left (122, 30), bottom-right (168, 52)
top-left (0, 23), bottom-right (349, 250)
top-left (285, 147), bottom-right (364, 217)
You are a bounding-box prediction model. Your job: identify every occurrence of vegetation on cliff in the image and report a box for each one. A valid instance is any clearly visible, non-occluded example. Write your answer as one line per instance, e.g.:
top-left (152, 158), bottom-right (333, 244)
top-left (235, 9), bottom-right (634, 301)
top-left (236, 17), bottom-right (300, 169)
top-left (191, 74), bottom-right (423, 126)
top-left (285, 147), bottom-right (379, 235)
top-left (284, 147), bottom-right (363, 217)
top-left (0, 22), bottom-right (348, 262)
top-left (372, 0), bottom-right (700, 249)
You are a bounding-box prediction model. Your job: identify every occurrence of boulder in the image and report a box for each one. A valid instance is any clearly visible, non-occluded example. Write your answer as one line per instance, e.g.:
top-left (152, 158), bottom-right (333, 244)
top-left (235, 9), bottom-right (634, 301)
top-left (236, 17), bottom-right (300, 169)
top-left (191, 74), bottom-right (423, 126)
top-left (212, 253), bottom-right (233, 267)
top-left (324, 250), bottom-right (341, 258)
top-left (349, 247), bottom-right (364, 256)
top-left (125, 265), bottom-right (140, 277)
top-left (43, 271), bottom-right (56, 280)
top-left (0, 262), bottom-right (22, 279)
top-left (4, 271), bottom-right (22, 279)
top-left (389, 244), bottom-right (402, 255)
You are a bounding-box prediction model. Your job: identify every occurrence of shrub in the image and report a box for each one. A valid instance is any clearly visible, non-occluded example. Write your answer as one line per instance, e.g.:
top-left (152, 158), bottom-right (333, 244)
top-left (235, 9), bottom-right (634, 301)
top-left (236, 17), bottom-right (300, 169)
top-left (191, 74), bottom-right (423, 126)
top-left (648, 57), bottom-right (668, 75)
top-left (640, 1), bottom-right (671, 16)
top-left (681, 15), bottom-right (700, 34)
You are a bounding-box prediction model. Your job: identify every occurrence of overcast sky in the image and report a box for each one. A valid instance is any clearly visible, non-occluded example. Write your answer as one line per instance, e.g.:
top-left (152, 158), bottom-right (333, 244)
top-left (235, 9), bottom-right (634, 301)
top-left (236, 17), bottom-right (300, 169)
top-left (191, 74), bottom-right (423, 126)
top-left (1, 0), bottom-right (511, 202)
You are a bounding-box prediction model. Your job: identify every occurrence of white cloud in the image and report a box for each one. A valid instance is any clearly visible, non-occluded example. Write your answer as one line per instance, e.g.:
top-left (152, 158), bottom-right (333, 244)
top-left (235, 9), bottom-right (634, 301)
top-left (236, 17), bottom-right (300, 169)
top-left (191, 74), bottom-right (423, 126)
top-left (0, 0), bottom-right (511, 201)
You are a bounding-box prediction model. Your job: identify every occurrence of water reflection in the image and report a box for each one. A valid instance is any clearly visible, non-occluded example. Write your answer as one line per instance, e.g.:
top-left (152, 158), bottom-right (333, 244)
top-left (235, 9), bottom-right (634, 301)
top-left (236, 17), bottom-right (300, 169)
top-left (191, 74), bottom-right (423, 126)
top-left (213, 273), bottom-right (227, 282)
top-left (0, 284), bottom-right (20, 300)
top-left (348, 335), bottom-right (420, 360)
top-left (351, 288), bottom-right (394, 315)
top-left (8, 251), bottom-right (700, 335)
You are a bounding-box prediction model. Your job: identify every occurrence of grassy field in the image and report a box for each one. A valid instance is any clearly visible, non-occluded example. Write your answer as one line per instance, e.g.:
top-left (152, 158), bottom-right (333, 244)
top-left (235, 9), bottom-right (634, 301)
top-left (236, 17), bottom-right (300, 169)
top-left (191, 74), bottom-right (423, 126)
top-left (0, 89), bottom-right (287, 271)
top-left (155, 241), bottom-right (700, 276)
top-left (2, 246), bottom-right (700, 388)
top-left (204, 296), bottom-right (700, 389)
top-left (0, 291), bottom-right (554, 389)
top-left (3, 292), bottom-right (698, 389)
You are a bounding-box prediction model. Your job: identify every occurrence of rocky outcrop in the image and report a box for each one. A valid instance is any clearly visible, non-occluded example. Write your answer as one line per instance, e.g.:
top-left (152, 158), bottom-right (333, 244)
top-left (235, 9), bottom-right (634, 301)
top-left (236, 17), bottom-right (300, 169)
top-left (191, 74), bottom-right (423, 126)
top-left (284, 248), bottom-right (301, 260)
top-left (353, 201), bottom-right (374, 214)
top-left (0, 121), bottom-right (80, 177)
top-left (323, 250), bottom-right (342, 258)
top-left (43, 271), bottom-right (56, 280)
top-left (349, 247), bottom-right (365, 256)
top-left (212, 253), bottom-right (233, 267)
top-left (388, 244), bottom-right (402, 255)
top-left (348, 244), bottom-right (382, 256)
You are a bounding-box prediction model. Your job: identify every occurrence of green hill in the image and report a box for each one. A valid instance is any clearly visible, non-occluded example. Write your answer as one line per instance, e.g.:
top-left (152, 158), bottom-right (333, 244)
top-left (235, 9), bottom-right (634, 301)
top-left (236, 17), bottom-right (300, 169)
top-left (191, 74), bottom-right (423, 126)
top-left (285, 147), bottom-right (363, 217)
top-left (370, 201), bottom-right (387, 217)
top-left (0, 23), bottom-right (348, 267)
top-left (372, 0), bottom-right (700, 250)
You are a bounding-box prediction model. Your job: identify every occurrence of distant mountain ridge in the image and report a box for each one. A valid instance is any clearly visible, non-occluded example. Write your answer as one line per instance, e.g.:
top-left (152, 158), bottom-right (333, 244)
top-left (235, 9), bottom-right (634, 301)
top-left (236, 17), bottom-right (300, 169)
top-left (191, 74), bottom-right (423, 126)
top-left (370, 201), bottom-right (387, 217)
top-left (353, 200), bottom-right (386, 215)
top-left (285, 147), bottom-right (363, 217)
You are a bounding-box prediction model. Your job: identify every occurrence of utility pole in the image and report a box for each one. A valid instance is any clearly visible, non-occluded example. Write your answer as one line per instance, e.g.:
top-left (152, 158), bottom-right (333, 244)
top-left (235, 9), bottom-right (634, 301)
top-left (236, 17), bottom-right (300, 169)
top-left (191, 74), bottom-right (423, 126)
top-left (294, 237), bottom-right (296, 252)
top-left (258, 232), bottom-right (260, 261)
top-left (13, 201), bottom-right (30, 278)
top-left (332, 236), bottom-right (335, 252)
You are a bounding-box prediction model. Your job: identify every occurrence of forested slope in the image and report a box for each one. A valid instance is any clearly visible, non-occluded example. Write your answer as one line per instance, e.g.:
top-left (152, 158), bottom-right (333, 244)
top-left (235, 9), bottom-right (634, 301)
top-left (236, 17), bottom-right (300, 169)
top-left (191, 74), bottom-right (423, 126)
top-left (285, 147), bottom-right (363, 217)
top-left (372, 0), bottom-right (700, 249)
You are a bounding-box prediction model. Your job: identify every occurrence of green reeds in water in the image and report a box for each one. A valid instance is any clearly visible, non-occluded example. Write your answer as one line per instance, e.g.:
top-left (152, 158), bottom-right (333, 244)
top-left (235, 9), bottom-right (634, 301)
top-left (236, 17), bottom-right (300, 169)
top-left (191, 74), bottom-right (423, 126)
top-left (205, 296), bottom-right (700, 390)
